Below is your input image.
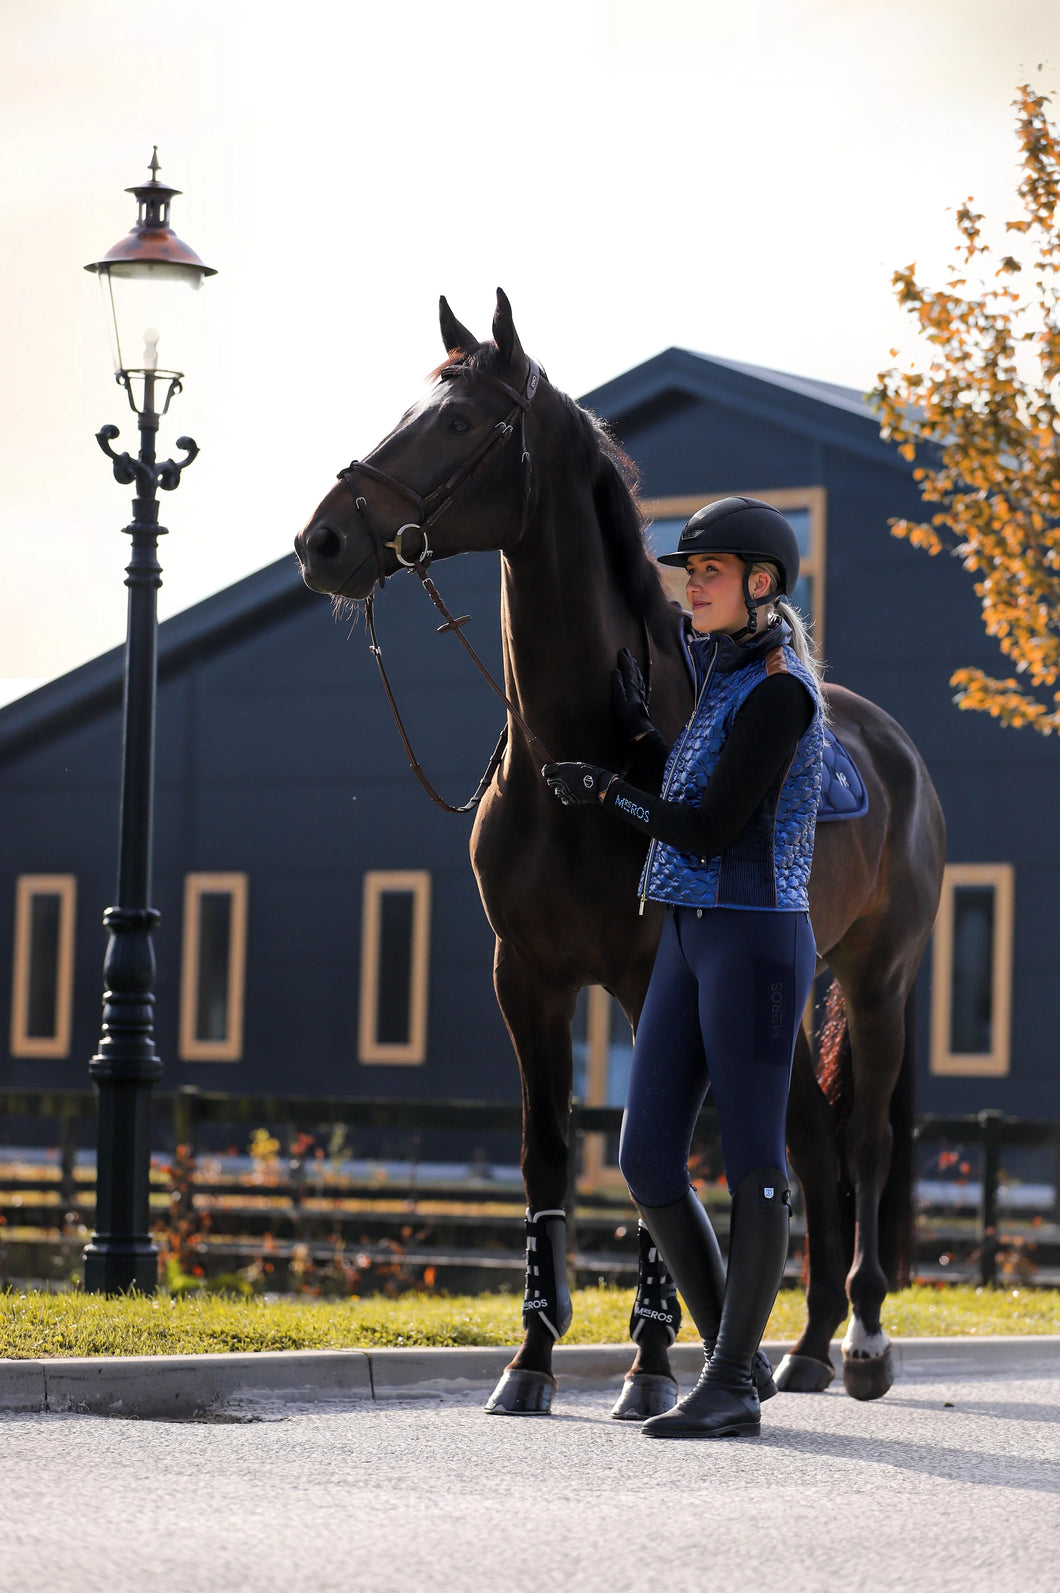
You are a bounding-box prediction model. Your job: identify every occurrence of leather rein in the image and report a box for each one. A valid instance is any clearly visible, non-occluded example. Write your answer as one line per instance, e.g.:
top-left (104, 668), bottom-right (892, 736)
top-left (336, 356), bottom-right (651, 814)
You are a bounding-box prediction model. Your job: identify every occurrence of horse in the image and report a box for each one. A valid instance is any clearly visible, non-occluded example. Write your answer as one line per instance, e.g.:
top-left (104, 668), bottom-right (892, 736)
top-left (294, 290), bottom-right (946, 1415)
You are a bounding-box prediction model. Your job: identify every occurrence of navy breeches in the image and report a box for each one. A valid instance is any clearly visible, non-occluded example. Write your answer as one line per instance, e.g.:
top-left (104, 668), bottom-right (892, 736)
top-left (619, 906), bottom-right (817, 1205)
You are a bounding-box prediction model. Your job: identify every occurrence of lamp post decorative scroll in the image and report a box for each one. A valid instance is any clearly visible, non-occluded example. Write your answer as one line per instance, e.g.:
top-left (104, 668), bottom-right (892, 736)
top-left (82, 150), bottom-right (214, 1293)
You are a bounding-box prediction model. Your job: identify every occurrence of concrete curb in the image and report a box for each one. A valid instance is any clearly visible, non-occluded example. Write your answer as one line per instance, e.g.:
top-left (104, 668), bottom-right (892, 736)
top-left (887, 1334), bottom-right (1060, 1381)
top-left (2, 1336), bottom-right (1058, 1420)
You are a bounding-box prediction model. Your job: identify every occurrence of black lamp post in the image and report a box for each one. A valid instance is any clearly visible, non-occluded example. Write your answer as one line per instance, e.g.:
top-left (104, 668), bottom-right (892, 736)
top-left (82, 150), bottom-right (215, 1293)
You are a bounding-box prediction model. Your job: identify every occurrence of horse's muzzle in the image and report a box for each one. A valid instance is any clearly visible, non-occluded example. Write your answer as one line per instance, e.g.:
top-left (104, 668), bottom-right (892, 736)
top-left (294, 523), bottom-right (377, 598)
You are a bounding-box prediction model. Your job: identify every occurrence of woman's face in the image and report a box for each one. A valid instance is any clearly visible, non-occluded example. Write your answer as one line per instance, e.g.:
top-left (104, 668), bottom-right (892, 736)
top-left (685, 552), bottom-right (769, 634)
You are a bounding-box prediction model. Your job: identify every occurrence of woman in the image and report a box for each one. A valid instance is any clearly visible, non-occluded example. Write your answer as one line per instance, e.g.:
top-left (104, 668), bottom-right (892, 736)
top-left (543, 496), bottom-right (824, 1439)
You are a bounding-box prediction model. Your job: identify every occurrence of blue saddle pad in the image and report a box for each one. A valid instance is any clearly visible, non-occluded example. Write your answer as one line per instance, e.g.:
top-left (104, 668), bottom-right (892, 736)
top-left (817, 727), bottom-right (869, 822)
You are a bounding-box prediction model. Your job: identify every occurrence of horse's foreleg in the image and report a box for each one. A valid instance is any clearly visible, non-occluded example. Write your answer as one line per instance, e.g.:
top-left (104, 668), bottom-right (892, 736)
top-left (610, 1221), bottom-right (681, 1419)
top-left (484, 941), bottom-right (577, 1417)
top-left (775, 1028), bottom-right (849, 1392)
top-left (841, 995), bottom-right (906, 1402)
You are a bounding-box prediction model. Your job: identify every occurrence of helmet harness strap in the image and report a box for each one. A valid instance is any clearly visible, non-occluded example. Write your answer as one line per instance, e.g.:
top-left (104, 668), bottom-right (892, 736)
top-left (731, 561), bottom-right (780, 643)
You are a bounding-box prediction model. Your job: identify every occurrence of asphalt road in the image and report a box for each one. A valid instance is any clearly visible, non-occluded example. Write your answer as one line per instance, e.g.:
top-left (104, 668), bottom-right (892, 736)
top-left (2, 1372), bottom-right (1058, 1593)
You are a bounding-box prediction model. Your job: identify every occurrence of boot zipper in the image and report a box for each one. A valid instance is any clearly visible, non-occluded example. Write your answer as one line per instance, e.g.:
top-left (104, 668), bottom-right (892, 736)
top-left (639, 639), bottom-right (718, 915)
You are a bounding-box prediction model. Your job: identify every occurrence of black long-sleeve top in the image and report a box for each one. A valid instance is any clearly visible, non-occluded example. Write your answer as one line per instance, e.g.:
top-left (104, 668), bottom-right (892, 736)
top-left (603, 673), bottom-right (815, 858)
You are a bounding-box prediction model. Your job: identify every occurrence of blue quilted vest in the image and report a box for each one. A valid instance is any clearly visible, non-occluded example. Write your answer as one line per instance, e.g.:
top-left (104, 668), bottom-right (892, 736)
top-left (638, 623), bottom-right (823, 912)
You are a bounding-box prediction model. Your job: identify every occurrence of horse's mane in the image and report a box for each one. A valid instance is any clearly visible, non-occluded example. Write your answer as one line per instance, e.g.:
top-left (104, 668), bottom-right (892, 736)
top-left (569, 398), bottom-right (669, 618)
top-left (462, 345), bottom-right (671, 623)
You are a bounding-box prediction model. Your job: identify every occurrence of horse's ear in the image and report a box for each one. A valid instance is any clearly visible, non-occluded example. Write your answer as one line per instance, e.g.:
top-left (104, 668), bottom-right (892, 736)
top-left (492, 287), bottom-right (525, 369)
top-left (439, 297), bottom-right (479, 356)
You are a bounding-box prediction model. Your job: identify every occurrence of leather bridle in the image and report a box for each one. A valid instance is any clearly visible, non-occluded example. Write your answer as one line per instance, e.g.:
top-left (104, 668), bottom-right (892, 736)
top-left (337, 357), bottom-right (542, 586)
top-left (328, 353), bottom-right (653, 816)
top-left (333, 357), bottom-right (554, 813)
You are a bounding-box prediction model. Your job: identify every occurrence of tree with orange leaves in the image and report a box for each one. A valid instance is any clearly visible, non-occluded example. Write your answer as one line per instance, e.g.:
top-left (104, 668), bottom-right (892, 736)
top-left (874, 83), bottom-right (1060, 734)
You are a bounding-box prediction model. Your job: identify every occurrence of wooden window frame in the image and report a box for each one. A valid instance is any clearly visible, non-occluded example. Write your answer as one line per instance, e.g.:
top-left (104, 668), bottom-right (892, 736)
top-left (358, 870), bottom-right (431, 1066)
top-left (579, 986), bottom-right (619, 1189)
top-left (930, 863), bottom-right (1014, 1078)
top-left (10, 874), bottom-right (77, 1058)
top-left (639, 487), bottom-right (828, 649)
top-left (179, 873), bottom-right (248, 1062)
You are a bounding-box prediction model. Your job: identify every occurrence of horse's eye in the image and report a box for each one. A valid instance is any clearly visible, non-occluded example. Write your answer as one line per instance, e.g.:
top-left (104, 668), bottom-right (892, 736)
top-left (448, 416), bottom-right (471, 435)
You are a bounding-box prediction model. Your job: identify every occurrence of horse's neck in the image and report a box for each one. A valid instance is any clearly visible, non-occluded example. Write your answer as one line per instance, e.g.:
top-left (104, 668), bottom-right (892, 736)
top-left (499, 480), bottom-right (666, 762)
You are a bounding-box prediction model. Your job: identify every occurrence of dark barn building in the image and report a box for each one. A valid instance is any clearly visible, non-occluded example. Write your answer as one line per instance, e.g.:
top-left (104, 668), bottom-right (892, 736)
top-left (2, 348), bottom-right (1057, 1165)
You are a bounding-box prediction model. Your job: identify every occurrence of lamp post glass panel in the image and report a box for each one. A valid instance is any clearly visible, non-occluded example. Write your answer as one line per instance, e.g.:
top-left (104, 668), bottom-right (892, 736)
top-left (82, 150), bottom-right (214, 1293)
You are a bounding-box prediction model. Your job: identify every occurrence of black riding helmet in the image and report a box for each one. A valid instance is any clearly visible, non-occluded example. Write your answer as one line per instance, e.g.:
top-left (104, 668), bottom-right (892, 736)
top-left (656, 496), bottom-right (801, 637)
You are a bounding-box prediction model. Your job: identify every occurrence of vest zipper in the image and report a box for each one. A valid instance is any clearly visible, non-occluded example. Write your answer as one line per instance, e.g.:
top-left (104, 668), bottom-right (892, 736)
top-left (639, 639), bottom-right (719, 915)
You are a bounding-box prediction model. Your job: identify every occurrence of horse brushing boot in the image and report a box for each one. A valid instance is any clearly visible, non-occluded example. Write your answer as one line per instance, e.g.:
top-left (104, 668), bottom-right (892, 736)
top-left (641, 1169), bottom-right (790, 1439)
top-left (485, 1208), bottom-right (571, 1416)
top-left (610, 1221), bottom-right (682, 1419)
top-left (613, 1188), bottom-right (776, 1421)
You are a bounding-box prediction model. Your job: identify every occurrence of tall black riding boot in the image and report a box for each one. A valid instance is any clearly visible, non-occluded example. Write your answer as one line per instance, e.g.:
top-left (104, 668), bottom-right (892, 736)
top-left (641, 1167), bottom-right (790, 1439)
top-left (637, 1188), bottom-right (777, 1401)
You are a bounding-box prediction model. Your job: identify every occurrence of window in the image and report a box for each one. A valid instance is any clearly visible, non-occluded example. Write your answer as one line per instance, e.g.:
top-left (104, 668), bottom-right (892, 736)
top-left (179, 874), bottom-right (248, 1061)
top-left (10, 875), bottom-right (77, 1058)
top-left (640, 488), bottom-right (827, 648)
top-left (359, 871), bottom-right (431, 1064)
top-left (930, 864), bottom-right (1014, 1077)
top-left (573, 986), bottom-right (634, 1189)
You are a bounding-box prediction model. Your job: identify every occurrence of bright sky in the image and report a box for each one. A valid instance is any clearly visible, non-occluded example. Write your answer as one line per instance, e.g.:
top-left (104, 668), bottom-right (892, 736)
top-left (2, 0), bottom-right (1059, 702)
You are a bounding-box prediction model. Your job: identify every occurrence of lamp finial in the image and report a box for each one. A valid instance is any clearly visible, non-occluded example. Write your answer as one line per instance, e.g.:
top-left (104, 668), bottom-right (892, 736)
top-left (149, 146), bottom-right (161, 181)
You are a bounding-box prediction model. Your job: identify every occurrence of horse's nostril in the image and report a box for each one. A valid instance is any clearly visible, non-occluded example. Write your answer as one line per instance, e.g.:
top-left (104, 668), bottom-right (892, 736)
top-left (307, 525), bottom-right (342, 559)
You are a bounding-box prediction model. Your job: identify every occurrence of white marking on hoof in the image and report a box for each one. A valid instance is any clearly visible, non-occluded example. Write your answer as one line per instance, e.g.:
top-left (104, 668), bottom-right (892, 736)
top-left (842, 1319), bottom-right (890, 1360)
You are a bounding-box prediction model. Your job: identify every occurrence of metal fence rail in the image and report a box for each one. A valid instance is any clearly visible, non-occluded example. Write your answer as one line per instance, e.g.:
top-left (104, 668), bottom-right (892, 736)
top-left (917, 1109), bottom-right (1060, 1286)
top-left (2, 1092), bottom-right (1059, 1288)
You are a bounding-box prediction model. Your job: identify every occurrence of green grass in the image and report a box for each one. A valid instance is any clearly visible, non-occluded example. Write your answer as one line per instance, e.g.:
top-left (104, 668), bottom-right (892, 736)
top-left (1, 1283), bottom-right (1058, 1359)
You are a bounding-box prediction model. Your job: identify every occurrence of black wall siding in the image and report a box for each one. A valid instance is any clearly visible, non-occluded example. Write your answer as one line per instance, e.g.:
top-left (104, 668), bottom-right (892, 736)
top-left (0, 547), bottom-right (517, 1111)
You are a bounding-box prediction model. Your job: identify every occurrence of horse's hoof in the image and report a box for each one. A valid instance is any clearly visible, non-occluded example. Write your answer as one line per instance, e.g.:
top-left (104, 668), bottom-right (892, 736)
top-left (484, 1367), bottom-right (556, 1415)
top-left (842, 1345), bottom-right (894, 1402)
top-left (773, 1352), bottom-right (836, 1393)
top-left (610, 1372), bottom-right (678, 1421)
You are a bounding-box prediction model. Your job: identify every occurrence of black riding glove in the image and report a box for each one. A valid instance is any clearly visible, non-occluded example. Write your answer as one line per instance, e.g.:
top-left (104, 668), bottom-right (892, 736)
top-left (611, 647), bottom-right (655, 744)
top-left (542, 762), bottom-right (616, 806)
top-left (543, 764), bottom-right (658, 838)
top-left (612, 647), bottom-right (671, 779)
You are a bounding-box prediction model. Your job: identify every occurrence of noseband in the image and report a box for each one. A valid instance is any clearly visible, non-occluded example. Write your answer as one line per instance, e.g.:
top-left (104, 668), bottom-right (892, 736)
top-left (337, 357), bottom-right (542, 585)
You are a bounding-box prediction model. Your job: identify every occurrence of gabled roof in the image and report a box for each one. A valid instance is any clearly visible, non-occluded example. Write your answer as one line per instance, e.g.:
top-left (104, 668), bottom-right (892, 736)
top-left (579, 346), bottom-right (892, 466)
top-left (690, 352), bottom-right (873, 420)
top-left (0, 553), bottom-right (312, 759)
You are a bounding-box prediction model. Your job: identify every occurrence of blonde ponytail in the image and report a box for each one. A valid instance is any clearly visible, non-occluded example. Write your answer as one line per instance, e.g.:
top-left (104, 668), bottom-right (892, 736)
top-left (776, 599), bottom-right (825, 687)
top-left (749, 561), bottom-right (828, 712)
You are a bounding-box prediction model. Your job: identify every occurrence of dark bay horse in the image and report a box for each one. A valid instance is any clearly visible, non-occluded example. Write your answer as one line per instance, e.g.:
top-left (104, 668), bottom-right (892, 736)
top-left (294, 291), bottom-right (946, 1414)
